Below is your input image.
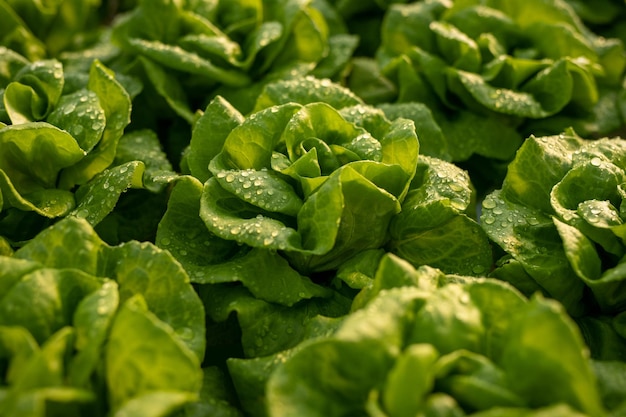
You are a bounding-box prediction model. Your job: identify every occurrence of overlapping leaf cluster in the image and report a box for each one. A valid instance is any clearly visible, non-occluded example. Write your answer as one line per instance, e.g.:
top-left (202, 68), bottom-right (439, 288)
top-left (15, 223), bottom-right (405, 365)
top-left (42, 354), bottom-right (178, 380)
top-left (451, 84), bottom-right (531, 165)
top-left (482, 129), bottom-right (626, 360)
top-left (2, 0), bottom-right (626, 416)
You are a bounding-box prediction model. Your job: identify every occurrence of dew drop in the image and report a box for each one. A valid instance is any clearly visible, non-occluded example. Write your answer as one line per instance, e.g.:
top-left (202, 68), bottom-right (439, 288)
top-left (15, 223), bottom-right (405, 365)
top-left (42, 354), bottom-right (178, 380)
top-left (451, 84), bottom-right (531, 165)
top-left (63, 103), bottom-right (76, 115)
top-left (482, 199), bottom-right (496, 209)
top-left (449, 183), bottom-right (463, 192)
top-left (160, 237), bottom-right (171, 246)
top-left (75, 208), bottom-right (90, 219)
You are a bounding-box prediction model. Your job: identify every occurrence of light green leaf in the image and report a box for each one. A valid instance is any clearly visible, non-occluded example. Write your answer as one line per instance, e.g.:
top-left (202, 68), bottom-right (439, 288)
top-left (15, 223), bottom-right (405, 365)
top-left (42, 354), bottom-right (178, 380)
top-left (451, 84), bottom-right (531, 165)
top-left (430, 21), bottom-right (481, 72)
top-left (502, 133), bottom-right (582, 212)
top-left (113, 391), bottom-right (198, 417)
top-left (69, 280), bottom-right (119, 386)
top-left (253, 76), bottom-right (363, 112)
top-left (390, 156), bottom-right (491, 275)
top-left (378, 102), bottom-right (451, 161)
top-left (59, 60), bottom-right (131, 188)
top-left (435, 350), bottom-right (525, 410)
top-left (156, 175), bottom-right (241, 283)
top-left (481, 190), bottom-right (586, 315)
top-left (0, 6), bottom-right (45, 61)
top-left (3, 60), bottom-right (64, 124)
top-left (0, 267), bottom-right (103, 344)
top-left (0, 328), bottom-right (95, 416)
top-left (69, 161), bottom-right (145, 226)
top-left (453, 71), bottom-right (553, 118)
top-left (127, 38), bottom-right (251, 86)
top-left (106, 241), bottom-right (206, 361)
top-left (282, 102), bottom-right (367, 170)
top-left (311, 33), bottom-right (359, 79)
top-left (392, 214), bottom-right (492, 276)
top-left (408, 284), bottom-right (485, 355)
top-left (500, 295), bottom-right (604, 417)
top-left (0, 325), bottom-right (39, 385)
top-left (289, 164), bottom-right (401, 272)
top-left (14, 217), bottom-right (103, 273)
top-left (267, 339), bottom-right (394, 417)
top-left (383, 344), bottom-right (439, 417)
top-left (200, 177), bottom-right (304, 253)
top-left (198, 247), bottom-right (331, 306)
top-left (187, 96), bottom-right (244, 183)
top-left (554, 217), bottom-right (602, 282)
top-left (0, 169), bottom-right (75, 217)
top-left (0, 122), bottom-right (85, 194)
top-left (265, 287), bottom-right (426, 417)
top-left (211, 103), bottom-right (301, 171)
top-left (114, 129), bottom-right (177, 192)
top-left (214, 168), bottom-right (303, 216)
top-left (46, 89), bottom-right (106, 153)
top-left (105, 295), bottom-right (202, 412)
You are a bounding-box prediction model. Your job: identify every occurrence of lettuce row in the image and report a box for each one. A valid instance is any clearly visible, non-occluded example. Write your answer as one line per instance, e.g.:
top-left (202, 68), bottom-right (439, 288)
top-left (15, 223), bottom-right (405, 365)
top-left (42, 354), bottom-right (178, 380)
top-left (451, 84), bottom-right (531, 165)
top-left (481, 130), bottom-right (626, 360)
top-left (0, 217), bottom-right (207, 416)
top-left (0, 57), bottom-right (176, 246)
top-left (107, 0), bottom-right (358, 120)
top-left (154, 80), bottom-right (492, 366)
top-left (0, 1), bottom-right (626, 416)
top-left (370, 0), bottom-right (626, 165)
top-left (227, 254), bottom-right (624, 417)
top-left (158, 78), bottom-right (492, 292)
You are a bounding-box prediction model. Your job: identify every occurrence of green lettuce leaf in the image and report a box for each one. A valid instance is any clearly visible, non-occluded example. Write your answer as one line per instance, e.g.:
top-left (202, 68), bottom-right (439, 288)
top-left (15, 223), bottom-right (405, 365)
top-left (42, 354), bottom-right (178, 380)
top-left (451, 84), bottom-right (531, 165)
top-left (247, 255), bottom-right (607, 416)
top-left (0, 216), bottom-right (207, 415)
top-left (482, 130), bottom-right (626, 357)
top-left (389, 155), bottom-right (492, 276)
